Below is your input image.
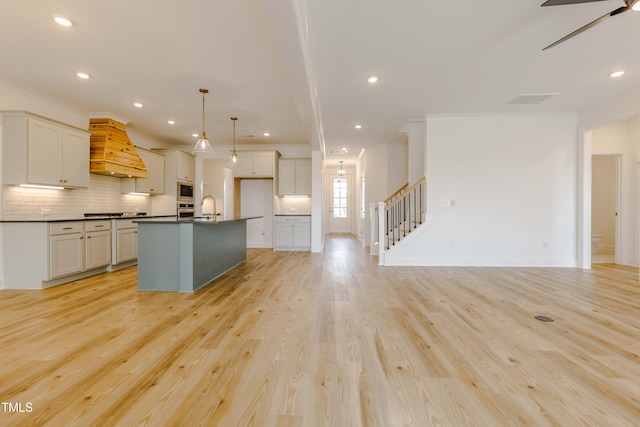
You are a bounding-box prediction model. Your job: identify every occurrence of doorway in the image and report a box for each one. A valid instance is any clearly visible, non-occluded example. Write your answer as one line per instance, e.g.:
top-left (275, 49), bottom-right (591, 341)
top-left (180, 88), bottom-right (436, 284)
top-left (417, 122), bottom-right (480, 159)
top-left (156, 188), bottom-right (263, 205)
top-left (591, 154), bottom-right (621, 264)
top-left (329, 174), bottom-right (352, 233)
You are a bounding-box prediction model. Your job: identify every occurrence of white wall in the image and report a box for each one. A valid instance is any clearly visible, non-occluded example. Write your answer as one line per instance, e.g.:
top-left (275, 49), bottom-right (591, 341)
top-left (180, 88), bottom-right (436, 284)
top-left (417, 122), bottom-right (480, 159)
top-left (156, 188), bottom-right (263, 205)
top-left (311, 150), bottom-right (324, 252)
top-left (400, 118), bottom-right (425, 184)
top-left (361, 141), bottom-right (409, 245)
top-left (386, 113), bottom-right (578, 266)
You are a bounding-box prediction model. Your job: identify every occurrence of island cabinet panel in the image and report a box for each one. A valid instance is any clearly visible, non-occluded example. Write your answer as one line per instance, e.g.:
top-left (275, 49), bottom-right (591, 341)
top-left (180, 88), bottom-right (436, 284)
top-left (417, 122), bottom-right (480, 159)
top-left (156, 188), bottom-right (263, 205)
top-left (135, 217), bottom-right (255, 293)
top-left (2, 112), bottom-right (91, 188)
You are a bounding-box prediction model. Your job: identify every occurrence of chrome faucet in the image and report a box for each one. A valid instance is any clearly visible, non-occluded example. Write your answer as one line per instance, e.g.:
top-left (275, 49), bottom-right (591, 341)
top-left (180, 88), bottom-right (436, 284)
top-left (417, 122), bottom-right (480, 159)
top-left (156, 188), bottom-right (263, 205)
top-left (199, 195), bottom-right (217, 218)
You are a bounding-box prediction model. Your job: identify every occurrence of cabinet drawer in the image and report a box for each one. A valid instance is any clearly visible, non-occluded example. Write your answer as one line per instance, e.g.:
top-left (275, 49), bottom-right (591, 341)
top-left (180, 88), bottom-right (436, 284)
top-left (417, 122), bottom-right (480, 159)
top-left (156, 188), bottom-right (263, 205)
top-left (49, 222), bottom-right (83, 235)
top-left (116, 219), bottom-right (137, 229)
top-left (84, 220), bottom-right (111, 232)
top-left (275, 216), bottom-right (311, 224)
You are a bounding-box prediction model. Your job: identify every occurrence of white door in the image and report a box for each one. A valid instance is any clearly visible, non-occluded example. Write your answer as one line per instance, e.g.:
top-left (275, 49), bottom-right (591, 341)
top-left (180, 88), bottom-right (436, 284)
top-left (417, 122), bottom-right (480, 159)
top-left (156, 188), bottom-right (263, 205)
top-left (329, 174), bottom-right (352, 233)
top-left (241, 179), bottom-right (273, 248)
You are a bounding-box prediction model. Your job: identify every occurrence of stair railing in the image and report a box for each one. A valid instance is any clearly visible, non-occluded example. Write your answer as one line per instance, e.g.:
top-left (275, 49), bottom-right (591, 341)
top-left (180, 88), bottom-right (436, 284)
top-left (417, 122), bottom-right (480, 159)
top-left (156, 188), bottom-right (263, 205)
top-left (371, 177), bottom-right (426, 262)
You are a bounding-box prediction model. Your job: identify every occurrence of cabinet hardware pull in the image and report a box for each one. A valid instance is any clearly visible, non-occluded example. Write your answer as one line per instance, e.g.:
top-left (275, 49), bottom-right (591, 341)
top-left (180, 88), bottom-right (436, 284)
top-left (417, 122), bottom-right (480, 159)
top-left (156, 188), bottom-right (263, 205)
top-left (80, 236), bottom-right (84, 239)
top-left (95, 225), bottom-right (104, 228)
top-left (63, 227), bottom-right (73, 230)
top-left (87, 236), bottom-right (91, 239)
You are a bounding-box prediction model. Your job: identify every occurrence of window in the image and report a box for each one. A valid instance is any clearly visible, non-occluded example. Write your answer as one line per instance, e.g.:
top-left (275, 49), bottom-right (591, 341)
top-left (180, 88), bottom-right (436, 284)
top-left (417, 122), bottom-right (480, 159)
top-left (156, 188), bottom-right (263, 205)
top-left (333, 178), bottom-right (347, 218)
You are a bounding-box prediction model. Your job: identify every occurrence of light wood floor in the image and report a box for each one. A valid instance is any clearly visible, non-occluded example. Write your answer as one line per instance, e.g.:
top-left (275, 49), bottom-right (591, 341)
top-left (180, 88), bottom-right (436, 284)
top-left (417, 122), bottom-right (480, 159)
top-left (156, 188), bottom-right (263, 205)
top-left (1, 236), bottom-right (639, 426)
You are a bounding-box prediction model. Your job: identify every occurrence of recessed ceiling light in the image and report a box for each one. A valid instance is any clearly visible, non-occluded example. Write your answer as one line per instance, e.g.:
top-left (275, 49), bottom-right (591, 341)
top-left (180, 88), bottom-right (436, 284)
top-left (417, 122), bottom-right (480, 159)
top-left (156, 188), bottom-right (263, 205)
top-left (610, 70), bottom-right (625, 78)
top-left (167, 120), bottom-right (175, 125)
top-left (133, 102), bottom-right (143, 108)
top-left (76, 72), bottom-right (90, 79)
top-left (192, 133), bottom-right (199, 137)
top-left (367, 76), bottom-right (379, 84)
top-left (263, 132), bottom-right (270, 137)
top-left (355, 124), bottom-right (362, 129)
top-left (52, 14), bottom-right (73, 27)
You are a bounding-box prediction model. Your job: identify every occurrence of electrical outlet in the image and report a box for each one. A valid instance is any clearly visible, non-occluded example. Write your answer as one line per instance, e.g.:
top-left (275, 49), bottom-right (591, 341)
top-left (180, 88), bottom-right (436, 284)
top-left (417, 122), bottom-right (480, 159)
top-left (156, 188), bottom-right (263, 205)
top-left (41, 208), bottom-right (51, 216)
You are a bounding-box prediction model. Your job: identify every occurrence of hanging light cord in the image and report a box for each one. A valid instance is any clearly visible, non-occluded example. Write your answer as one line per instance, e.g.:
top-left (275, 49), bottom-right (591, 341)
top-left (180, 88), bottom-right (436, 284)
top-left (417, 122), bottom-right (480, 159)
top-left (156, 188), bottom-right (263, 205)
top-left (200, 88), bottom-right (208, 138)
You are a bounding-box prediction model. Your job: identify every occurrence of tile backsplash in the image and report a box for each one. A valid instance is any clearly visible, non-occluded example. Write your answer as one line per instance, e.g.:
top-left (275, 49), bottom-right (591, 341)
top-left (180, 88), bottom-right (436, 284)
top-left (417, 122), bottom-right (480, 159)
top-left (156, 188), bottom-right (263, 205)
top-left (2, 174), bottom-right (151, 219)
top-left (275, 196), bottom-right (311, 214)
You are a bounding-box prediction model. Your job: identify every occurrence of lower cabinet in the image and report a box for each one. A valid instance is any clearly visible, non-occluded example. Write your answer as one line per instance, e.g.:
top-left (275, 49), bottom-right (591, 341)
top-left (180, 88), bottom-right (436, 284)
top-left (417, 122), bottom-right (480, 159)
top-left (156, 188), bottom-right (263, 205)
top-left (1, 220), bottom-right (112, 289)
top-left (112, 219), bottom-right (138, 265)
top-left (85, 222), bottom-right (112, 270)
top-left (49, 222), bottom-right (85, 279)
top-left (274, 216), bottom-right (311, 251)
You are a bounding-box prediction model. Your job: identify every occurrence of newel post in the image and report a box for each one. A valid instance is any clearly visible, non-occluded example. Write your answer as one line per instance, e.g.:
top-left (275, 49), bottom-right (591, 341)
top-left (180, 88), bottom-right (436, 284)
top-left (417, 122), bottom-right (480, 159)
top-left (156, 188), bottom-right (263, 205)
top-left (377, 202), bottom-right (386, 265)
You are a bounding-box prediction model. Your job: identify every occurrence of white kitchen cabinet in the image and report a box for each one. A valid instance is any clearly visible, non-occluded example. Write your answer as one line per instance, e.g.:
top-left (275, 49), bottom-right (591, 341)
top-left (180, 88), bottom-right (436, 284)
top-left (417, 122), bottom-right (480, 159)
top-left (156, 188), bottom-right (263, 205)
top-left (121, 148), bottom-right (165, 194)
top-left (234, 151), bottom-right (280, 178)
top-left (278, 159), bottom-right (311, 196)
top-left (49, 222), bottom-right (85, 279)
top-left (49, 220), bottom-right (112, 278)
top-left (113, 219), bottom-right (138, 264)
top-left (154, 149), bottom-right (195, 183)
top-left (274, 215), bottom-right (311, 251)
top-left (85, 221), bottom-right (112, 270)
top-left (2, 111), bottom-right (90, 188)
top-left (176, 150), bottom-right (195, 182)
top-left (2, 220), bottom-right (112, 289)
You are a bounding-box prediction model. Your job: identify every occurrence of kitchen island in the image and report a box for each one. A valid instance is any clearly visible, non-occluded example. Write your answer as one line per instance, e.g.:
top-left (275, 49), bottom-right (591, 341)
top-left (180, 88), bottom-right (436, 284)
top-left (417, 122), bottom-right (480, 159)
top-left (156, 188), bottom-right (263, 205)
top-left (134, 216), bottom-right (260, 293)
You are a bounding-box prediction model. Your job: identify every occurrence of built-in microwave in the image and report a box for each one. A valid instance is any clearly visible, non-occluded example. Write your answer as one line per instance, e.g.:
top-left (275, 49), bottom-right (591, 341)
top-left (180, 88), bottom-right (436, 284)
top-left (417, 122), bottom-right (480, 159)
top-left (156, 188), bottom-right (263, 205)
top-left (177, 182), bottom-right (194, 202)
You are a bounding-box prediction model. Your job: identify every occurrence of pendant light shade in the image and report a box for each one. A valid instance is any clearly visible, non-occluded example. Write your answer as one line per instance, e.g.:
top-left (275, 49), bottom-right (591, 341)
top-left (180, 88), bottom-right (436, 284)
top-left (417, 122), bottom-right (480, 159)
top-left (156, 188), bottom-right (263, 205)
top-left (228, 116), bottom-right (238, 168)
top-left (192, 88), bottom-right (214, 156)
top-left (337, 161), bottom-right (345, 176)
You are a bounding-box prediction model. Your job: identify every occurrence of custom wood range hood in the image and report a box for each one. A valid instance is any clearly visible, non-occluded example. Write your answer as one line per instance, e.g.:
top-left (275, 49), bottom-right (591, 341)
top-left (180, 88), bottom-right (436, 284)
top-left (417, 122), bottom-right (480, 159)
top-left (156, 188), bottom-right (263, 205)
top-left (89, 118), bottom-right (147, 178)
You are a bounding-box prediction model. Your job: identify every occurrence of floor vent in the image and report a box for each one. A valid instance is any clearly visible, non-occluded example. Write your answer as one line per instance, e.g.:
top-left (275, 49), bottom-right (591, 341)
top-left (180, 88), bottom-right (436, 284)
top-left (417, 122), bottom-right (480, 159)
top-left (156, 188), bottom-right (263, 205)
top-left (507, 93), bottom-right (558, 105)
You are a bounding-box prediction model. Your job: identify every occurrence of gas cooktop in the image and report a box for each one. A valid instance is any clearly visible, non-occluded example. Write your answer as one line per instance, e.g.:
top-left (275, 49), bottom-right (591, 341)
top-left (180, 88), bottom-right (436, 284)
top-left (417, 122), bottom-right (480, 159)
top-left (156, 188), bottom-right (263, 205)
top-left (84, 212), bottom-right (147, 218)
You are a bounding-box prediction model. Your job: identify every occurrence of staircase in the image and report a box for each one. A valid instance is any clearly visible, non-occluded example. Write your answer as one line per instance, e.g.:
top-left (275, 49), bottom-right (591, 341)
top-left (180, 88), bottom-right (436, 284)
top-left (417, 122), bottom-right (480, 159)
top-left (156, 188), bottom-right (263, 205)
top-left (370, 177), bottom-right (426, 265)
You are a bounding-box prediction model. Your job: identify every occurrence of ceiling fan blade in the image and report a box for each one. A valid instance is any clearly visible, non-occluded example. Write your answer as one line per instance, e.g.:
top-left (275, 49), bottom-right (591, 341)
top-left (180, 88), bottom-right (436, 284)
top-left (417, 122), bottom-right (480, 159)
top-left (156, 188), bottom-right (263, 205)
top-left (542, 5), bottom-right (629, 50)
top-left (542, 0), bottom-right (609, 6)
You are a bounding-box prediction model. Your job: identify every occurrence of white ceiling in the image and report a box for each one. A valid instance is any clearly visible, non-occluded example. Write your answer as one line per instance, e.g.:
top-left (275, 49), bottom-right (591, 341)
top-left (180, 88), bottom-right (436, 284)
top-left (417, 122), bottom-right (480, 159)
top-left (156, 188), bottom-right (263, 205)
top-left (0, 0), bottom-right (639, 164)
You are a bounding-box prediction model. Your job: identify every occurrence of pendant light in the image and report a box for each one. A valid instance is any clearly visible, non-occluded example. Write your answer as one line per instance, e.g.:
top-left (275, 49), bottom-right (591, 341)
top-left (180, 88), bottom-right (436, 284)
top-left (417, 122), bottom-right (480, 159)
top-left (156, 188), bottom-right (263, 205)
top-left (192, 88), bottom-right (214, 156)
top-left (337, 161), bottom-right (345, 176)
top-left (228, 116), bottom-right (238, 168)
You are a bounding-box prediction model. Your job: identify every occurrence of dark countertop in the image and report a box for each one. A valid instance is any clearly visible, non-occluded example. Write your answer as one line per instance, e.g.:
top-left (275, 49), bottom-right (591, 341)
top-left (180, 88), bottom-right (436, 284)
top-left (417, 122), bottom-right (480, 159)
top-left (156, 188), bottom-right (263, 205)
top-left (134, 216), bottom-right (262, 224)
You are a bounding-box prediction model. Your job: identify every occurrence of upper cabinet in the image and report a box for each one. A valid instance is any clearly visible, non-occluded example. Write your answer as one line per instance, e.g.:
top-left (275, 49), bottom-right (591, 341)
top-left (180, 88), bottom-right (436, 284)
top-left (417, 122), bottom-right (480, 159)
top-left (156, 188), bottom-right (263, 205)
top-left (234, 151), bottom-right (280, 178)
top-left (176, 150), bottom-right (195, 182)
top-left (121, 147), bottom-right (165, 194)
top-left (2, 111), bottom-right (90, 188)
top-left (278, 159), bottom-right (311, 196)
top-left (153, 149), bottom-right (195, 184)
